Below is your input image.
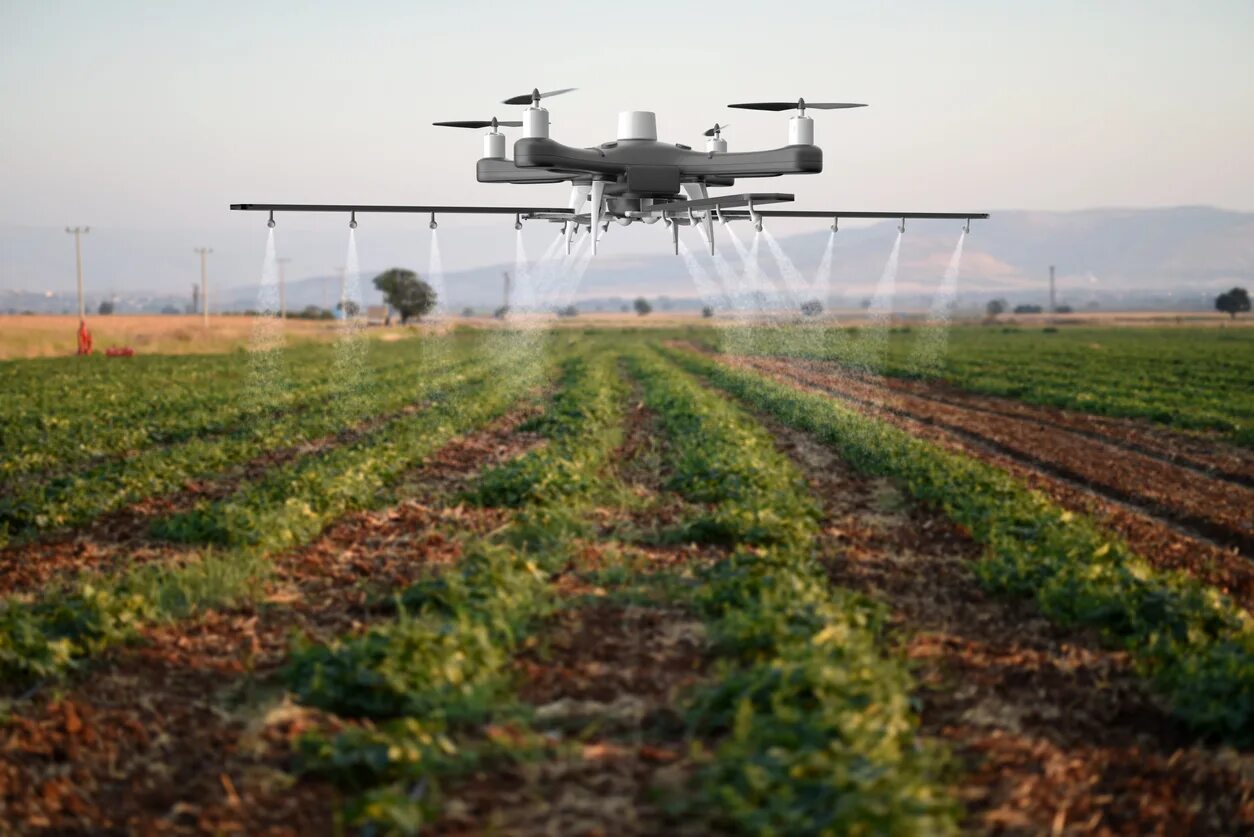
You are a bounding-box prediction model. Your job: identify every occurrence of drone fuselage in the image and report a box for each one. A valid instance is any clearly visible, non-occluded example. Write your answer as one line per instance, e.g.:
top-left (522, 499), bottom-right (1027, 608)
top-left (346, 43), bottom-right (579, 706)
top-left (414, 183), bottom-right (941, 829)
top-left (479, 137), bottom-right (820, 221)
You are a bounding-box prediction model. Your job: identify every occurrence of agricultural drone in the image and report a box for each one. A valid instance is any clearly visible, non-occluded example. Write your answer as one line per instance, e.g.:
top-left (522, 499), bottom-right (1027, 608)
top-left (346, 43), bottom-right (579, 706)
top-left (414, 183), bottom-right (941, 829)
top-left (231, 88), bottom-right (988, 254)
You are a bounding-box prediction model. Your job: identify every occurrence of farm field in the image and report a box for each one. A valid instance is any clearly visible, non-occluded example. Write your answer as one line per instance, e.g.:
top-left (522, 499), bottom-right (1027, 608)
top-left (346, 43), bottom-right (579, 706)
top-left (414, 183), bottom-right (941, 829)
top-left (0, 325), bottom-right (1251, 833)
top-left (0, 315), bottom-right (356, 359)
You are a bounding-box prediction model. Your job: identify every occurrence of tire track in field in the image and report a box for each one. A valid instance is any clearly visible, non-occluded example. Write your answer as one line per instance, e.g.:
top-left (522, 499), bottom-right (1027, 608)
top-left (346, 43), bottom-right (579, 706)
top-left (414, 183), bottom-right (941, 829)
top-left (739, 355), bottom-right (1254, 556)
top-left (719, 354), bottom-right (1254, 611)
top-left (0, 410), bottom-right (544, 834)
top-left (752, 409), bottom-right (1252, 834)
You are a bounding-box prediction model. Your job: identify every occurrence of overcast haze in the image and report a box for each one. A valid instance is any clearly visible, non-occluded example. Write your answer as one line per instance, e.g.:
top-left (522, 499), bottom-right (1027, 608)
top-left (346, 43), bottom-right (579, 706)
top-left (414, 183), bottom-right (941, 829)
top-left (2, 0), bottom-right (1253, 295)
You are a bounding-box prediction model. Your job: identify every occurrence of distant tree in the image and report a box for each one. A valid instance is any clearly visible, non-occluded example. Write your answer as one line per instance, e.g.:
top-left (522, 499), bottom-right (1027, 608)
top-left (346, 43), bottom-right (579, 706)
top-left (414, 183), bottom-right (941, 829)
top-left (860, 298), bottom-right (872, 310)
top-left (1013, 304), bottom-right (1043, 315)
top-left (701, 305), bottom-right (714, 319)
top-left (372, 268), bottom-right (436, 324)
top-left (336, 299), bottom-right (361, 318)
top-left (493, 305), bottom-right (510, 320)
top-left (800, 299), bottom-right (823, 317)
top-left (556, 304), bottom-right (578, 318)
top-left (97, 300), bottom-right (114, 315)
top-left (461, 306), bottom-right (475, 318)
top-left (160, 305), bottom-right (180, 315)
top-left (633, 297), bottom-right (652, 316)
top-left (1055, 304), bottom-right (1073, 314)
top-left (986, 298), bottom-right (1007, 318)
top-left (1216, 287), bottom-right (1251, 319)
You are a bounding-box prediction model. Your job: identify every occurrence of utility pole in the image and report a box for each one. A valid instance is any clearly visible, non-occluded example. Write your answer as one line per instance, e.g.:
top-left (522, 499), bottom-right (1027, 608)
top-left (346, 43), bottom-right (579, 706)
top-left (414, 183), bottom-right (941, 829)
top-left (65, 227), bottom-right (90, 319)
top-left (276, 257), bottom-right (291, 319)
top-left (1049, 265), bottom-right (1056, 314)
top-left (194, 248), bottom-right (213, 328)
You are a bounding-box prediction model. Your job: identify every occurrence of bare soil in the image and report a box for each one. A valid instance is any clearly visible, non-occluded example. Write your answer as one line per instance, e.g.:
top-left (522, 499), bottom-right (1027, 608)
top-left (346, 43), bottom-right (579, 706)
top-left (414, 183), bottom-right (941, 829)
top-left (726, 352), bottom-right (1254, 611)
top-left (759, 411), bottom-right (1254, 834)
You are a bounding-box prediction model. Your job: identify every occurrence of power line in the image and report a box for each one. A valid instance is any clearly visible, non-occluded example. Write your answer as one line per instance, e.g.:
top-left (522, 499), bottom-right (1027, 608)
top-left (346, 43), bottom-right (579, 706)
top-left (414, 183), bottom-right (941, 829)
top-left (194, 247), bottom-right (213, 328)
top-left (65, 226), bottom-right (90, 320)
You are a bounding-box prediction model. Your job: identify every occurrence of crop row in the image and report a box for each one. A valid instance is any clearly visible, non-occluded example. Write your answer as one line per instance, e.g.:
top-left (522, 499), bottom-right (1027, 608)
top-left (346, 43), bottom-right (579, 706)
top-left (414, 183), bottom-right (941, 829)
top-left (0, 342), bottom-right (485, 544)
top-left (670, 345), bottom-right (1254, 744)
top-left (0, 337), bottom-right (443, 482)
top-left (629, 347), bottom-right (955, 834)
top-left (0, 351), bottom-right (547, 685)
top-left (283, 349), bottom-right (628, 830)
top-left (708, 326), bottom-right (1254, 443)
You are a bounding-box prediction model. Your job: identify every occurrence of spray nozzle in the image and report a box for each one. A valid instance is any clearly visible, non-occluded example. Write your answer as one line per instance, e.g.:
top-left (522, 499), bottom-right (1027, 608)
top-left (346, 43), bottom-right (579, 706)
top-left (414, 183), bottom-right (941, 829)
top-left (349, 211), bottom-right (358, 230)
top-left (963, 218), bottom-right (971, 234)
top-left (267, 211), bottom-right (275, 229)
top-left (429, 212), bottom-right (438, 230)
top-left (898, 218), bottom-right (906, 234)
top-left (514, 213), bottom-right (523, 231)
top-left (831, 217), bottom-right (839, 232)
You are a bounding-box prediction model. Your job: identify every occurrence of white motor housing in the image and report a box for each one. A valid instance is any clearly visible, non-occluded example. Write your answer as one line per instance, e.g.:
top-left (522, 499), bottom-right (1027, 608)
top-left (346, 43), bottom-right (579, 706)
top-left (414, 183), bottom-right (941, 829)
top-left (524, 106), bottom-right (549, 139)
top-left (617, 111), bottom-right (657, 141)
top-left (706, 136), bottom-right (728, 153)
top-left (788, 115), bottom-right (814, 145)
top-left (483, 131), bottom-right (506, 159)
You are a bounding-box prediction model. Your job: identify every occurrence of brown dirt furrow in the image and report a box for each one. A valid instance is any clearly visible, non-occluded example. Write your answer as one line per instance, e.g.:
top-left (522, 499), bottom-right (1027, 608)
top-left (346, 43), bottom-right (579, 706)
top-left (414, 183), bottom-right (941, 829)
top-left (440, 600), bottom-right (709, 837)
top-left (759, 412), bottom-right (1253, 835)
top-left (740, 355), bottom-right (1254, 555)
top-left (855, 363), bottom-right (1254, 487)
top-left (730, 356), bottom-right (1254, 610)
top-left (0, 408), bottom-right (543, 835)
top-left (437, 393), bottom-right (715, 836)
top-left (0, 398), bottom-right (436, 597)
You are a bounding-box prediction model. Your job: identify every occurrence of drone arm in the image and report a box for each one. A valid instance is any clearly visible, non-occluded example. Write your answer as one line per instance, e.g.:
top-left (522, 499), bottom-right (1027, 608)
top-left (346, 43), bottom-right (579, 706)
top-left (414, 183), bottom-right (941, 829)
top-left (717, 210), bottom-right (989, 220)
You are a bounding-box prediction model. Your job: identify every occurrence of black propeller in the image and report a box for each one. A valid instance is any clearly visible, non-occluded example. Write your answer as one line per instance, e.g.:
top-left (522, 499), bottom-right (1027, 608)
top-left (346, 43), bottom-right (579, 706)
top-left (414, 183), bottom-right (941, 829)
top-left (433, 117), bottom-right (523, 129)
top-left (703, 122), bottom-right (730, 138)
top-left (502, 87), bottom-right (577, 106)
top-left (728, 98), bottom-right (867, 112)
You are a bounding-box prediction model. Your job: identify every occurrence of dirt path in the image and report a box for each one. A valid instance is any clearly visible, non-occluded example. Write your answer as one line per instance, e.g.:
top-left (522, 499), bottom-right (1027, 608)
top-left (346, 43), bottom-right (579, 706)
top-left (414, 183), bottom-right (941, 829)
top-left (0, 409), bottom-right (543, 834)
top-left (725, 354), bottom-right (1254, 611)
top-left (759, 412), bottom-right (1253, 834)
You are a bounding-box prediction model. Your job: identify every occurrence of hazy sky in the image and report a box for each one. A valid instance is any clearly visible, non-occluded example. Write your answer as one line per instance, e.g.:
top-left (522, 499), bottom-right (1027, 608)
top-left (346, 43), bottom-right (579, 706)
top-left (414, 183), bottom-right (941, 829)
top-left (2, 0), bottom-right (1253, 291)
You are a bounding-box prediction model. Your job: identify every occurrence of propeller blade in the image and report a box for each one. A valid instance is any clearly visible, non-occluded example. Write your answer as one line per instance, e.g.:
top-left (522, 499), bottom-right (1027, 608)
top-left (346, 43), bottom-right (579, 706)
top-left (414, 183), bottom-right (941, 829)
top-left (503, 87), bottom-right (577, 105)
top-left (727, 102), bottom-right (867, 111)
top-left (702, 123), bottom-right (730, 137)
top-left (433, 120), bottom-right (524, 129)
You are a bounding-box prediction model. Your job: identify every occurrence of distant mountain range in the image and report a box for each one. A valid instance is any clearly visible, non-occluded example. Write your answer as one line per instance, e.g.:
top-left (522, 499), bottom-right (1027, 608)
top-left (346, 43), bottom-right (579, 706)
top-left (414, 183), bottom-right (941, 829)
top-left (2, 206), bottom-right (1251, 314)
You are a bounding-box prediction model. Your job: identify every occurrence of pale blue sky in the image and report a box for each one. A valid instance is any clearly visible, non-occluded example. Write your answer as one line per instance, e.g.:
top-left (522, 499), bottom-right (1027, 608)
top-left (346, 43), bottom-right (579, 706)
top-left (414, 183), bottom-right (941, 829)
top-left (1, 0), bottom-right (1252, 290)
